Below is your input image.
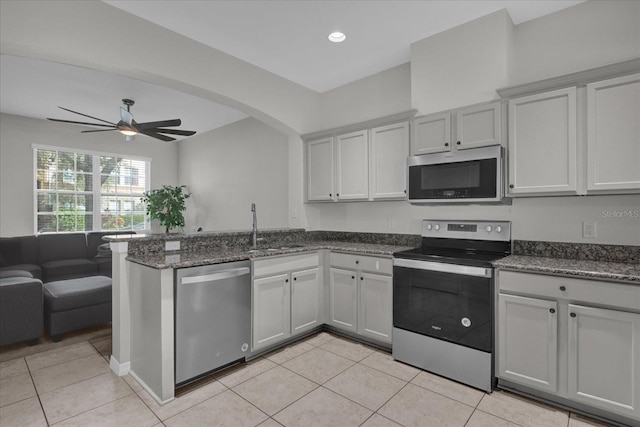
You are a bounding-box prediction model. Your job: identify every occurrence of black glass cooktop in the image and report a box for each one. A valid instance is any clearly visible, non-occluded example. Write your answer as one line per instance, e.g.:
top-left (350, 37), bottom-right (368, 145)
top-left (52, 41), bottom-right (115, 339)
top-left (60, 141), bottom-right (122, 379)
top-left (394, 237), bottom-right (511, 268)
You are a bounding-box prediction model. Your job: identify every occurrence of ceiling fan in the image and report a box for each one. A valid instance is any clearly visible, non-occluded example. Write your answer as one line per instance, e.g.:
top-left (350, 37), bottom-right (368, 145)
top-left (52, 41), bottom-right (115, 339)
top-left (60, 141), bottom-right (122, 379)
top-left (47, 99), bottom-right (197, 142)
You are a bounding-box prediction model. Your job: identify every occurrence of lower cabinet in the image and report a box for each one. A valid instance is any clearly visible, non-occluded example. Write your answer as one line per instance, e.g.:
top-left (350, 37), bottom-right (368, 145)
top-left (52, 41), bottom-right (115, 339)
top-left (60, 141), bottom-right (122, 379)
top-left (328, 253), bottom-right (393, 343)
top-left (252, 253), bottom-right (320, 351)
top-left (497, 270), bottom-right (640, 422)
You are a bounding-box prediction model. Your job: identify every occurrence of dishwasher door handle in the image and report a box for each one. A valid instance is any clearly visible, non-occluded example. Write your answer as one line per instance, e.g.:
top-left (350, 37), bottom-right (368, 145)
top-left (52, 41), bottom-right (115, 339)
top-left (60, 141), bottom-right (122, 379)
top-left (180, 267), bottom-right (251, 285)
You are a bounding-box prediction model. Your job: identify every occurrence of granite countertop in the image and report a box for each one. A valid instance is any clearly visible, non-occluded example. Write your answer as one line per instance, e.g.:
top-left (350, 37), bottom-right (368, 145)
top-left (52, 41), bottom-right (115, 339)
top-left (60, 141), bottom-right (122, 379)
top-left (127, 240), bottom-right (415, 269)
top-left (494, 255), bottom-right (640, 284)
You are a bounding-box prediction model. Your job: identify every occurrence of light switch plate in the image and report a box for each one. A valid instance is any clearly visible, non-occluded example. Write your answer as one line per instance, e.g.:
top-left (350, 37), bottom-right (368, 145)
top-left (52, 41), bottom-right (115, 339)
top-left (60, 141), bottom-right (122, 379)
top-left (165, 240), bottom-right (181, 251)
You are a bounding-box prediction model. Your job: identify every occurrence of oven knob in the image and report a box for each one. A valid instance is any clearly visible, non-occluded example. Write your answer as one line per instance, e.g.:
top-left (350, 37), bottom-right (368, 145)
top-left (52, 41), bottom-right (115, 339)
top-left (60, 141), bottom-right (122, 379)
top-left (434, 224), bottom-right (440, 231)
top-left (485, 225), bottom-right (492, 233)
top-left (426, 224), bottom-right (432, 230)
top-left (496, 226), bottom-right (503, 233)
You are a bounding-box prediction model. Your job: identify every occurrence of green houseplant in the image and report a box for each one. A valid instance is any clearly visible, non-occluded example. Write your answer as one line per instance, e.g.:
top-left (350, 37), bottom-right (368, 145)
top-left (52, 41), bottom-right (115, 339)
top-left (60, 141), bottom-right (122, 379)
top-left (141, 185), bottom-right (191, 233)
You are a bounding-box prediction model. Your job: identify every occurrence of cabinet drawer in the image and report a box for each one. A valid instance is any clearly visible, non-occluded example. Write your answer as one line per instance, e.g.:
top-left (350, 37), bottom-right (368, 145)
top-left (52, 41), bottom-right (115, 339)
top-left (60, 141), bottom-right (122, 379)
top-left (253, 252), bottom-right (319, 278)
top-left (330, 252), bottom-right (392, 275)
top-left (499, 270), bottom-right (640, 312)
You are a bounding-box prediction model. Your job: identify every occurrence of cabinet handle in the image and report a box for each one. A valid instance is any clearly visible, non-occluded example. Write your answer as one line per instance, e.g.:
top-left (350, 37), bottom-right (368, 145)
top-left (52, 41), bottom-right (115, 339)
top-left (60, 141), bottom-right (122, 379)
top-left (351, 276), bottom-right (355, 279)
top-left (559, 286), bottom-right (566, 292)
top-left (444, 142), bottom-right (449, 147)
top-left (329, 193), bottom-right (332, 197)
top-left (355, 260), bottom-right (359, 264)
top-left (337, 193), bottom-right (340, 197)
top-left (294, 277), bottom-right (297, 281)
top-left (570, 312), bottom-right (577, 318)
top-left (456, 141), bottom-right (461, 145)
top-left (360, 277), bottom-right (363, 281)
top-left (509, 184), bottom-right (514, 189)
top-left (549, 308), bottom-right (555, 314)
top-left (285, 279), bottom-right (289, 283)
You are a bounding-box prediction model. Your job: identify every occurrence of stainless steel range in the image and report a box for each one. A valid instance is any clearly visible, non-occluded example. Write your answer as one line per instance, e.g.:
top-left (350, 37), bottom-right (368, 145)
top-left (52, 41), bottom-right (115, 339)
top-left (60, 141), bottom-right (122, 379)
top-left (392, 219), bottom-right (511, 392)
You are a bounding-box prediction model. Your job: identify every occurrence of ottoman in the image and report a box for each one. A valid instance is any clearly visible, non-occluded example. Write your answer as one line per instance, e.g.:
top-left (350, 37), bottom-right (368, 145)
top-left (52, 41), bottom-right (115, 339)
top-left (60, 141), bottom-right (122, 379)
top-left (43, 276), bottom-right (112, 342)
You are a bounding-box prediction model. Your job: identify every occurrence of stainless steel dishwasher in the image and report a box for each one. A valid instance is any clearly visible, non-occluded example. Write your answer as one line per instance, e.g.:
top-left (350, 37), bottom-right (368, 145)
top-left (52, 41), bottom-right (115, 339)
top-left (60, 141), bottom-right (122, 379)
top-left (174, 260), bottom-right (251, 386)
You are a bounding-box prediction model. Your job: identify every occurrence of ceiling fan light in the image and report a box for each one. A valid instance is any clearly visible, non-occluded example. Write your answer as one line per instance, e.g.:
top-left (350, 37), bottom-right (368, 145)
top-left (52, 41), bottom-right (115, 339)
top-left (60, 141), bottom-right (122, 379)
top-left (119, 129), bottom-right (138, 136)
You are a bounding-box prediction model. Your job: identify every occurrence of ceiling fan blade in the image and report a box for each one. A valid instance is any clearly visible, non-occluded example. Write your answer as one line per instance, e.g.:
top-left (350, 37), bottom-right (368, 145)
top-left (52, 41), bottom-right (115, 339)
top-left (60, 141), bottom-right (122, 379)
top-left (139, 129), bottom-right (176, 142)
top-left (136, 119), bottom-right (181, 130)
top-left (120, 107), bottom-right (133, 126)
top-left (57, 107), bottom-right (117, 125)
top-left (47, 118), bottom-right (117, 128)
top-left (81, 129), bottom-right (118, 133)
top-left (146, 128), bottom-right (197, 136)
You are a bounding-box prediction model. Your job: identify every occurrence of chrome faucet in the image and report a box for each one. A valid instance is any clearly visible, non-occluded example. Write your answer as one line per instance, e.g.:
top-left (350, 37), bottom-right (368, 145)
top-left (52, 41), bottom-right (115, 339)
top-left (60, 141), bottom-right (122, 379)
top-left (251, 203), bottom-right (257, 249)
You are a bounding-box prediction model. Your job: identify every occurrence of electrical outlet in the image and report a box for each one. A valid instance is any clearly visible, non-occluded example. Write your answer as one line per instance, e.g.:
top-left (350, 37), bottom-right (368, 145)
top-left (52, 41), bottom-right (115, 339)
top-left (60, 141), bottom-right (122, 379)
top-left (165, 240), bottom-right (181, 251)
top-left (582, 222), bottom-right (597, 238)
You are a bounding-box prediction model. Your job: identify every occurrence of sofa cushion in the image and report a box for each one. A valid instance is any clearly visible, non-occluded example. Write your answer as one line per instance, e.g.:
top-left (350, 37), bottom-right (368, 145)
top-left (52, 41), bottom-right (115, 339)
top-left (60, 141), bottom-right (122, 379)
top-left (0, 269), bottom-right (34, 279)
top-left (37, 233), bottom-right (88, 264)
top-left (0, 236), bottom-right (38, 266)
top-left (0, 264), bottom-right (42, 280)
top-left (41, 259), bottom-right (98, 282)
top-left (43, 276), bottom-right (112, 312)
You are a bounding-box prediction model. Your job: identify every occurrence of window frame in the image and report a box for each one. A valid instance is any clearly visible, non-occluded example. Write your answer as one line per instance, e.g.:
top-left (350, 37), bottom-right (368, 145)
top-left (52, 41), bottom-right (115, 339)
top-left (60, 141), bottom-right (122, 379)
top-left (33, 144), bottom-right (151, 234)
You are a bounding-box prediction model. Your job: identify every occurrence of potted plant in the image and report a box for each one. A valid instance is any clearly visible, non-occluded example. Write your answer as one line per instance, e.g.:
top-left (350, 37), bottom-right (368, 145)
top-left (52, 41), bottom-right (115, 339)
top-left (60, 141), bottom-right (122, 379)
top-left (141, 185), bottom-right (191, 233)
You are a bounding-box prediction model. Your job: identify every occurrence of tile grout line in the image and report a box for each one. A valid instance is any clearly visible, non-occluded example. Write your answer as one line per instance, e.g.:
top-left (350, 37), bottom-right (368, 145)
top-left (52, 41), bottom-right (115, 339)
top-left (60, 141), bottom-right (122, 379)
top-left (25, 355), bottom-right (51, 426)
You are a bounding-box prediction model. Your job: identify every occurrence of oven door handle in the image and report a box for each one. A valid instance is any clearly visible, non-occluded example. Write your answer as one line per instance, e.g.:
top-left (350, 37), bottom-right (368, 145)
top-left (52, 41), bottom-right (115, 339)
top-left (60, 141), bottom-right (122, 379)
top-left (393, 258), bottom-right (492, 278)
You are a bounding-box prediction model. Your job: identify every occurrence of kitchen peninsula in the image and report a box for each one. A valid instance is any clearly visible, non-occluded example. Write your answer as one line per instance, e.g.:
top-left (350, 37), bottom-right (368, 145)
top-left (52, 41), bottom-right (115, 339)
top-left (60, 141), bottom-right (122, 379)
top-left (105, 229), bottom-right (417, 405)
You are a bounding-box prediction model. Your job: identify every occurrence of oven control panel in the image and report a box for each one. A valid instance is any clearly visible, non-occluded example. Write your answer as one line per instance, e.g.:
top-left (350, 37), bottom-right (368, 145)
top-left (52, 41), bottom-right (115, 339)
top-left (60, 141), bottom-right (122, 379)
top-left (422, 220), bottom-right (511, 241)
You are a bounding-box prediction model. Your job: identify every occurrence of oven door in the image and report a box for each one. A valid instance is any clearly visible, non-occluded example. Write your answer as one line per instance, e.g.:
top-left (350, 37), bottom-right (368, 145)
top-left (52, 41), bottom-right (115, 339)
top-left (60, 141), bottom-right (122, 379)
top-left (393, 258), bottom-right (494, 352)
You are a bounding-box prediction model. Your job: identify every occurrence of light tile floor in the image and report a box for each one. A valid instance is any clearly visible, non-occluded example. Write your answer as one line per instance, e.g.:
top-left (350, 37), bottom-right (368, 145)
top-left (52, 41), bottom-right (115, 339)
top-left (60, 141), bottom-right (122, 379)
top-left (0, 331), bottom-right (618, 427)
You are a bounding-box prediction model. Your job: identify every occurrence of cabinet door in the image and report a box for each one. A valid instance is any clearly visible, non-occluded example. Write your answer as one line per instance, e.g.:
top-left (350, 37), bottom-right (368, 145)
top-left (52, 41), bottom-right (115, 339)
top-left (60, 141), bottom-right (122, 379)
top-left (291, 268), bottom-right (320, 335)
top-left (587, 74), bottom-right (640, 193)
top-left (412, 112), bottom-right (451, 155)
top-left (336, 130), bottom-right (369, 200)
top-left (252, 273), bottom-right (290, 350)
top-left (328, 268), bottom-right (358, 332)
top-left (370, 121), bottom-right (409, 200)
top-left (568, 304), bottom-right (640, 417)
top-left (456, 102), bottom-right (501, 150)
top-left (498, 294), bottom-right (558, 393)
top-left (307, 137), bottom-right (335, 201)
top-left (508, 87), bottom-right (577, 196)
top-left (358, 272), bottom-right (392, 343)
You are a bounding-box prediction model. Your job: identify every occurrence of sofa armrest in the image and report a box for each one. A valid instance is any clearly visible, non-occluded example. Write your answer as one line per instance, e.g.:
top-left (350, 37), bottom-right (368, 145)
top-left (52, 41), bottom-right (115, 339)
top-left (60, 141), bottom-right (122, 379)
top-left (0, 270), bottom-right (34, 279)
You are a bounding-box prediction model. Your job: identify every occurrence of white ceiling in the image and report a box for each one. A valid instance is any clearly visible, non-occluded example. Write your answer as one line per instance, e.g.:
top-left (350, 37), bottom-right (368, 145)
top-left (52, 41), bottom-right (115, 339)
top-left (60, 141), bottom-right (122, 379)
top-left (1, 0), bottom-right (584, 141)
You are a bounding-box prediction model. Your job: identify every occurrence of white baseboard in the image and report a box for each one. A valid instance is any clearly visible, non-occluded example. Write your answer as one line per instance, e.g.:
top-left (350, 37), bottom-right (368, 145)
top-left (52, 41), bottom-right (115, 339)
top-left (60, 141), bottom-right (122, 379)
top-left (129, 370), bottom-right (175, 406)
top-left (109, 355), bottom-right (130, 376)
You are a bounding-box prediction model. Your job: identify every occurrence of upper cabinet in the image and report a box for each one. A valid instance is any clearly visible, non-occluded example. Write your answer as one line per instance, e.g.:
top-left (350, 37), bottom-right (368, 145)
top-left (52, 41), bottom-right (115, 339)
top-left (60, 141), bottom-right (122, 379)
top-left (499, 59), bottom-right (640, 198)
top-left (336, 130), bottom-right (369, 201)
top-left (306, 137), bottom-right (334, 201)
top-left (412, 101), bottom-right (502, 155)
top-left (586, 73), bottom-right (640, 193)
top-left (370, 121), bottom-right (409, 200)
top-left (304, 114), bottom-right (411, 203)
top-left (508, 87), bottom-right (578, 196)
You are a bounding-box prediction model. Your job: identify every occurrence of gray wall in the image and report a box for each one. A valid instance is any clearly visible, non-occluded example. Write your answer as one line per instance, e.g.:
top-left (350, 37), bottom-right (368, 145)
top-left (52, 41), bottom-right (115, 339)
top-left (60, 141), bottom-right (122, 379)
top-left (178, 117), bottom-right (289, 232)
top-left (0, 113), bottom-right (178, 237)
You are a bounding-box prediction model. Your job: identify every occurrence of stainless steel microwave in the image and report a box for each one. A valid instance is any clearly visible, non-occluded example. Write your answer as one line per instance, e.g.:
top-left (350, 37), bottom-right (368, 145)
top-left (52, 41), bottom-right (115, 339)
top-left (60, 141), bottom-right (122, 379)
top-left (407, 145), bottom-right (506, 204)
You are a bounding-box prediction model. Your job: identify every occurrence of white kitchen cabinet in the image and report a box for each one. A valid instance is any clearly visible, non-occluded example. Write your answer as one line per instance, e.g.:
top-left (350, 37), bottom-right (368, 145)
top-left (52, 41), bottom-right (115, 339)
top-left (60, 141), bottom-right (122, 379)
top-left (498, 293), bottom-right (558, 393)
top-left (306, 137), bottom-right (335, 201)
top-left (508, 87), bottom-right (577, 196)
top-left (328, 268), bottom-right (358, 332)
top-left (253, 273), bottom-right (290, 349)
top-left (329, 253), bottom-right (393, 343)
top-left (497, 270), bottom-right (640, 423)
top-left (412, 112), bottom-right (451, 155)
top-left (359, 272), bottom-right (393, 342)
top-left (586, 73), bottom-right (640, 193)
top-left (369, 121), bottom-right (409, 200)
top-left (252, 253), bottom-right (320, 350)
top-left (336, 130), bottom-right (369, 200)
top-left (412, 102), bottom-right (502, 155)
top-left (568, 304), bottom-right (640, 418)
top-left (291, 268), bottom-right (321, 333)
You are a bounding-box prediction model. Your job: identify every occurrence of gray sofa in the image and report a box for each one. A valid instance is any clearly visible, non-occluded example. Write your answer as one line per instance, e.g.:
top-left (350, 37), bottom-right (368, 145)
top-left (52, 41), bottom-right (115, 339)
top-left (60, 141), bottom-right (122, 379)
top-left (0, 231), bottom-right (132, 344)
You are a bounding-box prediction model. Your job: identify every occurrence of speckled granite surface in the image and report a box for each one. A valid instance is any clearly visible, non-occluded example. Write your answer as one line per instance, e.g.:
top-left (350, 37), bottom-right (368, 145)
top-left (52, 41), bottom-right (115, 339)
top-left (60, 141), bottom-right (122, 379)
top-left (118, 229), bottom-right (418, 269)
top-left (496, 240), bottom-right (640, 284)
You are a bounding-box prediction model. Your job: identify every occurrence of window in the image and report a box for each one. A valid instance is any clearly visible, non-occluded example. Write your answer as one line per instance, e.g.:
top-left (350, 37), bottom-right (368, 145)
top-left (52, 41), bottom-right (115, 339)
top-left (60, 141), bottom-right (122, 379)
top-left (34, 146), bottom-right (150, 233)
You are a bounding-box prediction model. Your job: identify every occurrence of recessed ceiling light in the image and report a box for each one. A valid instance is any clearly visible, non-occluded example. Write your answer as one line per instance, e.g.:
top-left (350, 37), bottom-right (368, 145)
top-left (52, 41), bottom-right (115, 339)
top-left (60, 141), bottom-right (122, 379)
top-left (328, 32), bottom-right (346, 43)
